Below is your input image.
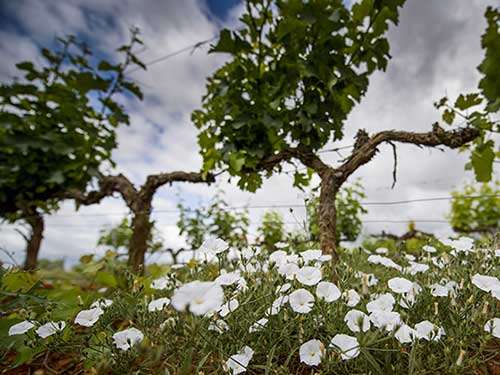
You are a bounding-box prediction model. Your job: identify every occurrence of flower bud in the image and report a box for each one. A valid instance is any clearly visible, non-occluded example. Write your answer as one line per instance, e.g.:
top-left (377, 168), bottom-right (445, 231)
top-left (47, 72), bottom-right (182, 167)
top-left (456, 349), bottom-right (466, 366)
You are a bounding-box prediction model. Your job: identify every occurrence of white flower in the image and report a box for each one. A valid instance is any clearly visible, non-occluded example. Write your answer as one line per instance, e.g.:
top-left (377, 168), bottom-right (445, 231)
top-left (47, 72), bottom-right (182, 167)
top-left (278, 263), bottom-right (300, 280)
top-left (405, 262), bottom-right (429, 275)
top-left (200, 237), bottom-right (229, 254)
top-left (414, 320), bottom-right (445, 341)
top-left (394, 324), bottom-right (416, 344)
top-left (8, 321), bottom-right (35, 336)
top-left (375, 247), bottom-right (388, 254)
top-left (366, 273), bottom-right (379, 286)
top-left (225, 346), bottom-right (254, 374)
top-left (343, 289), bottom-right (360, 307)
top-left (219, 299), bottom-right (239, 317)
top-left (429, 284), bottom-right (450, 297)
top-left (160, 317), bottom-right (176, 330)
top-left (74, 307), bottom-right (104, 327)
top-left (300, 250), bottom-right (323, 264)
top-left (366, 293), bottom-right (395, 313)
top-left (405, 254), bottom-right (416, 261)
top-left (267, 295), bottom-right (289, 315)
top-left (329, 334), bottom-right (360, 360)
top-left (151, 276), bottom-right (169, 290)
top-left (216, 271), bottom-right (242, 286)
top-left (369, 310), bottom-right (401, 331)
top-left (113, 327), bottom-right (144, 350)
top-left (289, 289), bottom-right (315, 314)
top-left (299, 339), bottom-right (324, 366)
top-left (36, 321), bottom-right (66, 339)
top-left (208, 319), bottom-right (229, 334)
top-left (249, 318), bottom-right (268, 333)
top-left (296, 266), bottom-right (322, 286)
top-left (316, 282), bottom-right (341, 302)
top-left (171, 281), bottom-right (224, 316)
top-left (148, 297), bottom-right (170, 312)
top-left (367, 255), bottom-right (402, 271)
top-left (471, 274), bottom-right (500, 292)
top-left (276, 283), bottom-right (292, 294)
top-left (495, 250), bottom-right (500, 257)
top-left (241, 247), bottom-right (255, 260)
top-left (388, 277), bottom-right (413, 294)
top-left (344, 310), bottom-right (370, 333)
top-left (275, 242), bottom-right (288, 249)
top-left (269, 250), bottom-right (288, 265)
top-left (422, 245), bottom-right (437, 253)
top-left (90, 298), bottom-right (113, 309)
top-left (484, 318), bottom-right (500, 338)
top-left (287, 254), bottom-right (300, 264)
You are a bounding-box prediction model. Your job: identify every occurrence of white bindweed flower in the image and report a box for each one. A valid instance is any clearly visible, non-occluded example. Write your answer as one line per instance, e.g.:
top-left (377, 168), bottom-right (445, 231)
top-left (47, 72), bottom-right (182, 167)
top-left (36, 321), bottom-right (66, 339)
top-left (219, 299), bottom-right (239, 317)
top-left (289, 289), bottom-right (315, 314)
top-left (344, 310), bottom-right (371, 333)
top-left (171, 281), bottom-right (224, 316)
top-left (299, 339), bottom-right (324, 366)
top-left (269, 250), bottom-right (288, 265)
top-left (422, 245), bottom-right (437, 253)
top-left (225, 346), bottom-right (254, 374)
top-left (394, 324), bottom-right (416, 344)
top-left (369, 310), bottom-right (401, 332)
top-left (296, 266), bottom-right (322, 286)
top-left (367, 255), bottom-right (402, 271)
top-left (484, 318), bottom-right (500, 338)
top-left (249, 318), bottom-right (268, 333)
top-left (113, 327), bottom-right (144, 350)
top-left (316, 282), bottom-right (341, 302)
top-left (343, 289), bottom-right (360, 307)
top-left (151, 276), bottom-right (170, 290)
top-left (200, 237), bottom-right (229, 254)
top-left (276, 283), bottom-right (292, 294)
top-left (388, 277), bottom-right (413, 294)
top-left (429, 284), bottom-right (450, 297)
top-left (74, 307), bottom-right (104, 327)
top-left (267, 295), bottom-right (289, 316)
top-left (405, 262), bottom-right (429, 275)
top-left (208, 319), bottom-right (229, 334)
top-left (415, 320), bottom-right (445, 341)
top-left (90, 298), bottom-right (113, 309)
top-left (216, 271), bottom-right (242, 286)
top-left (278, 263), bottom-right (300, 280)
top-left (366, 293), bottom-right (395, 313)
top-left (329, 334), bottom-right (360, 360)
top-left (471, 274), bottom-right (500, 292)
top-left (148, 297), bottom-right (170, 312)
top-left (375, 247), bottom-right (388, 254)
top-left (8, 321), bottom-right (36, 336)
top-left (300, 250), bottom-right (323, 264)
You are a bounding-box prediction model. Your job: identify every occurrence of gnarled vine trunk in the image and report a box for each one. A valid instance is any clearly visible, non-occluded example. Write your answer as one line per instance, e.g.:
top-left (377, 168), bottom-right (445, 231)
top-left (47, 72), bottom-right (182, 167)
top-left (318, 169), bottom-right (340, 264)
top-left (128, 198), bottom-right (153, 274)
top-left (24, 210), bottom-right (44, 271)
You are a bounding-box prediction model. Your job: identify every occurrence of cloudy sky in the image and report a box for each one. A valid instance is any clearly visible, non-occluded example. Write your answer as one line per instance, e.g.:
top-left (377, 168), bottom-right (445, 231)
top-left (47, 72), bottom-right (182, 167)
top-left (0, 0), bottom-right (498, 266)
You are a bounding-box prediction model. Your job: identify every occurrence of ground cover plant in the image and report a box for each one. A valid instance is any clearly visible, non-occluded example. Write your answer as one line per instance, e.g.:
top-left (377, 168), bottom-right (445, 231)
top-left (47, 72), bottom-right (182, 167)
top-left (2, 236), bottom-right (500, 374)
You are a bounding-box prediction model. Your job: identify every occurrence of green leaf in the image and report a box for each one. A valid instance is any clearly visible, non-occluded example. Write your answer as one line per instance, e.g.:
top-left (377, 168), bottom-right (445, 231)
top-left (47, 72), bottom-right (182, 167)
top-left (471, 141), bottom-right (495, 182)
top-left (442, 109), bottom-right (455, 125)
top-left (96, 271), bottom-right (118, 287)
top-left (455, 93), bottom-right (482, 110)
top-left (228, 153), bottom-right (246, 172)
top-left (1, 271), bottom-right (38, 293)
top-left (210, 29), bottom-right (252, 54)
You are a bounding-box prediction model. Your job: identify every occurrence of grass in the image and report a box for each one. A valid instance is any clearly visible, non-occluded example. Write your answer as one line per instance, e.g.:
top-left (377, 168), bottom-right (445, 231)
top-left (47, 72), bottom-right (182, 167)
top-left (1, 236), bottom-right (500, 374)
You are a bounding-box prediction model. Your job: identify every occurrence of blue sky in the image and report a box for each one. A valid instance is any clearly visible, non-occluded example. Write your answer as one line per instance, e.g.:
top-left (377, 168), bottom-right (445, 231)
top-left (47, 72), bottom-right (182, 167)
top-left (0, 0), bottom-right (498, 267)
